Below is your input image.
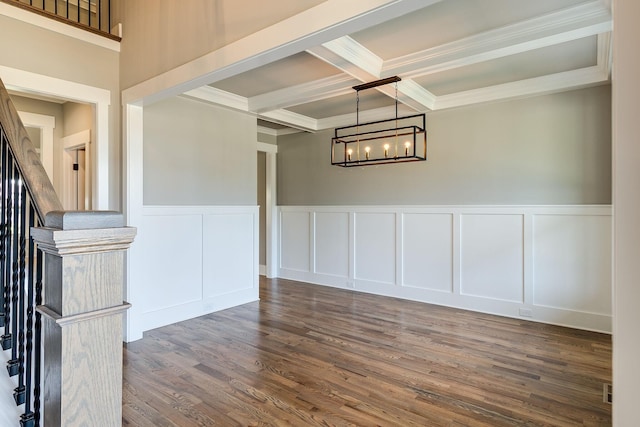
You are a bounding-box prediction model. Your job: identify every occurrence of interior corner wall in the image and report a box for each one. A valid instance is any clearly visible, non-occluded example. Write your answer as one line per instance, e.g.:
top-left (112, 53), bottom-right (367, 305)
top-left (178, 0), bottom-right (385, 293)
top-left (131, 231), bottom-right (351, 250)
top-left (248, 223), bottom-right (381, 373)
top-left (143, 96), bottom-right (256, 205)
top-left (277, 85), bottom-right (612, 206)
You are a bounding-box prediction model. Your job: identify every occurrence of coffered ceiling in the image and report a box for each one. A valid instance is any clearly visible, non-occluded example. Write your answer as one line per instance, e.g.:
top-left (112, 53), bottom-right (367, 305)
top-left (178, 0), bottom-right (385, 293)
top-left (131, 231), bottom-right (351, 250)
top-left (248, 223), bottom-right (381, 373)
top-left (182, 0), bottom-right (612, 134)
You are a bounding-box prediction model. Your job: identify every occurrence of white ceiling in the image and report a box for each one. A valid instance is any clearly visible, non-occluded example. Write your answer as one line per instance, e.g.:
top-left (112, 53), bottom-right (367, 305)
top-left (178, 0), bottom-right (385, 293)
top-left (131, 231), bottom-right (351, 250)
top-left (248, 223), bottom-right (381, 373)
top-left (183, 0), bottom-right (612, 135)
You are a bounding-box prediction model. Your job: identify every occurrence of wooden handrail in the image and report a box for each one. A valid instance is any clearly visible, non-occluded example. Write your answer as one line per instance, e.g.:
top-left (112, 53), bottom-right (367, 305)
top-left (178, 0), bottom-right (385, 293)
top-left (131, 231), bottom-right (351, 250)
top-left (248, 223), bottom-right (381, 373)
top-left (0, 78), bottom-right (63, 220)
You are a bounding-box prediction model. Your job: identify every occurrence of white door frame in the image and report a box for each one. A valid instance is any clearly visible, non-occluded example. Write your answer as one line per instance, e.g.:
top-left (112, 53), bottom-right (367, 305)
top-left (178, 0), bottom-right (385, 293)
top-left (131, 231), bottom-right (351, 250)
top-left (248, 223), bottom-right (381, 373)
top-left (1, 65), bottom-right (111, 209)
top-left (61, 130), bottom-right (91, 210)
top-left (257, 142), bottom-right (278, 278)
top-left (17, 111), bottom-right (55, 182)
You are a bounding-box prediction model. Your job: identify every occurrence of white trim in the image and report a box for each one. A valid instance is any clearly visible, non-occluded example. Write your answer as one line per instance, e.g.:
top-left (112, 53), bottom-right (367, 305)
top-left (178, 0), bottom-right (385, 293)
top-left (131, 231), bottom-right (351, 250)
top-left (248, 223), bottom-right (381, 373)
top-left (249, 74), bottom-right (356, 113)
top-left (183, 86), bottom-right (248, 111)
top-left (433, 66), bottom-right (607, 110)
top-left (257, 143), bottom-right (278, 278)
top-left (279, 204), bottom-right (613, 333)
top-left (257, 141), bottom-right (277, 153)
top-left (259, 126), bottom-right (302, 137)
top-left (121, 0), bottom-right (438, 105)
top-left (61, 129), bottom-right (91, 210)
top-left (259, 264), bottom-right (266, 276)
top-left (260, 109), bottom-right (318, 132)
top-left (62, 129), bottom-right (91, 150)
top-left (123, 104), bottom-right (144, 342)
top-left (17, 111), bottom-right (55, 182)
top-left (321, 36), bottom-right (383, 78)
top-left (0, 2), bottom-right (120, 52)
top-left (384, 1), bottom-right (611, 78)
top-left (1, 65), bottom-right (111, 209)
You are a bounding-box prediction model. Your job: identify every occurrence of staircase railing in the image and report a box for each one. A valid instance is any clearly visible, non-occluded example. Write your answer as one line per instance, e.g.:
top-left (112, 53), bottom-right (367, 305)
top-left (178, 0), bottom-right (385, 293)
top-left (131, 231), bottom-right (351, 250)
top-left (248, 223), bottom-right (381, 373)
top-left (0, 0), bottom-right (118, 40)
top-left (0, 77), bottom-right (134, 427)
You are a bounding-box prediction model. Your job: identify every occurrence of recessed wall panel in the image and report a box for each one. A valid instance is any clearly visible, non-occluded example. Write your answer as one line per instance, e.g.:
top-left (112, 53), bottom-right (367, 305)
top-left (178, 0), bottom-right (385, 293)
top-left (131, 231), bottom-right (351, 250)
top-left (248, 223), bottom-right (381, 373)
top-left (140, 214), bottom-right (203, 312)
top-left (533, 215), bottom-right (611, 314)
top-left (315, 212), bottom-right (349, 277)
top-left (355, 212), bottom-right (395, 284)
top-left (203, 213), bottom-right (255, 298)
top-left (402, 213), bottom-right (453, 292)
top-left (280, 211), bottom-right (310, 272)
top-left (460, 214), bottom-right (524, 302)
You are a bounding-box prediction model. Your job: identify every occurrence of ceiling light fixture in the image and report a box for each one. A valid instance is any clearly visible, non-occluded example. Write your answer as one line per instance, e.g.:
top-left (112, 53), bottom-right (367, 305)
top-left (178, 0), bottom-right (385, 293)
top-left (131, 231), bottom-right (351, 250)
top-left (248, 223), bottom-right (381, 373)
top-left (331, 76), bottom-right (426, 167)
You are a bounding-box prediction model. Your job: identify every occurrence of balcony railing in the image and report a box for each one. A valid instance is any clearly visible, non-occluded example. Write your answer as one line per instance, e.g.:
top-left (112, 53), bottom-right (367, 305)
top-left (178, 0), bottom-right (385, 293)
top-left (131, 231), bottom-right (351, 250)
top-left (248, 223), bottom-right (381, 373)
top-left (0, 0), bottom-right (118, 40)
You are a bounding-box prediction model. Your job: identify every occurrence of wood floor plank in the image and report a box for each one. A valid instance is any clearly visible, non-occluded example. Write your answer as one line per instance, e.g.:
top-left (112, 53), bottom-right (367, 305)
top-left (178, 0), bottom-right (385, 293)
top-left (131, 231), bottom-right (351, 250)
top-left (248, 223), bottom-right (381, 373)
top-left (123, 277), bottom-right (611, 426)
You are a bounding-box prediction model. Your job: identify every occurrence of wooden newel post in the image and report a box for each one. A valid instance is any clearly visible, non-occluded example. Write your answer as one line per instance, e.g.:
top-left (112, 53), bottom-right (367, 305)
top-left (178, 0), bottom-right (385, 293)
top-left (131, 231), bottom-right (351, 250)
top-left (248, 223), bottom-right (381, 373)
top-left (30, 211), bottom-right (136, 427)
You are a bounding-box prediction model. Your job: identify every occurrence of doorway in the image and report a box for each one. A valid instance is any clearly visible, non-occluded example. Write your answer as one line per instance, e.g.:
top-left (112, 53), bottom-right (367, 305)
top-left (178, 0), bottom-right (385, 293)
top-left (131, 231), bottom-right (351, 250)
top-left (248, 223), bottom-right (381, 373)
top-left (257, 141), bottom-right (277, 278)
top-left (61, 130), bottom-right (91, 210)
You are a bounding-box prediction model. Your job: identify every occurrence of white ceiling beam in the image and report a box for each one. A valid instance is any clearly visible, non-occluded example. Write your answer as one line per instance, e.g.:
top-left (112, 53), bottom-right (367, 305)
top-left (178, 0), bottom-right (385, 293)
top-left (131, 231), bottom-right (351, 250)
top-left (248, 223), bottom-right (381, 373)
top-left (260, 109), bottom-right (319, 133)
top-left (319, 36), bottom-right (384, 78)
top-left (433, 66), bottom-right (608, 110)
top-left (183, 86), bottom-right (249, 112)
top-left (248, 74), bottom-right (357, 113)
top-left (597, 32), bottom-right (612, 78)
top-left (124, 0), bottom-right (440, 105)
top-left (307, 38), bottom-right (432, 112)
top-left (384, 1), bottom-right (612, 79)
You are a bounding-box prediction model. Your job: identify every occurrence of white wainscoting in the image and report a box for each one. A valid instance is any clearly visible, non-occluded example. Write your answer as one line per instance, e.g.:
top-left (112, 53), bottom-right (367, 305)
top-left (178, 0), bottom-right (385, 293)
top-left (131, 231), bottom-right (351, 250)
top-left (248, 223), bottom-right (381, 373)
top-left (278, 205), bottom-right (612, 333)
top-left (132, 206), bottom-right (259, 338)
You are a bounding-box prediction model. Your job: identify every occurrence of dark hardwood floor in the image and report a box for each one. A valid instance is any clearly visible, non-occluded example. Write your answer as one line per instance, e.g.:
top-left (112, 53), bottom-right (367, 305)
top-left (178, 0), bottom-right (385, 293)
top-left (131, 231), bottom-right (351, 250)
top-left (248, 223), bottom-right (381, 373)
top-left (122, 277), bottom-right (611, 426)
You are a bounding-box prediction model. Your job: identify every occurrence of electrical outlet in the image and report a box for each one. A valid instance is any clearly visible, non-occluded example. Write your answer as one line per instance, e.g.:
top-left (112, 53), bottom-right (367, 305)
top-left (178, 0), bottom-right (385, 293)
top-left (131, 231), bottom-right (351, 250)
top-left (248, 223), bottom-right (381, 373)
top-left (603, 383), bottom-right (612, 404)
top-left (519, 308), bottom-right (533, 317)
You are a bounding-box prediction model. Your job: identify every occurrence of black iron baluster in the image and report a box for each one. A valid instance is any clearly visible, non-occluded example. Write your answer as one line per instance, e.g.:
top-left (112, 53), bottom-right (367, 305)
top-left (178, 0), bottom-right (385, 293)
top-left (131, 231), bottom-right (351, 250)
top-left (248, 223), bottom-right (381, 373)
top-left (1, 153), bottom-right (14, 353)
top-left (66, 0), bottom-right (69, 22)
top-left (13, 177), bottom-right (28, 405)
top-left (98, 0), bottom-right (101, 32)
top-left (0, 133), bottom-right (7, 331)
top-left (20, 202), bottom-right (36, 427)
top-left (32, 246), bottom-right (42, 427)
top-left (7, 166), bottom-right (21, 377)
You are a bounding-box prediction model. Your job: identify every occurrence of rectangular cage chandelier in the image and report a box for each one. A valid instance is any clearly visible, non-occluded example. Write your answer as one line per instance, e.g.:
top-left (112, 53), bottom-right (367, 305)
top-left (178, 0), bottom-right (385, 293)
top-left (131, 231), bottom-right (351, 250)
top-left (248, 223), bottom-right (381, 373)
top-left (331, 76), bottom-right (426, 167)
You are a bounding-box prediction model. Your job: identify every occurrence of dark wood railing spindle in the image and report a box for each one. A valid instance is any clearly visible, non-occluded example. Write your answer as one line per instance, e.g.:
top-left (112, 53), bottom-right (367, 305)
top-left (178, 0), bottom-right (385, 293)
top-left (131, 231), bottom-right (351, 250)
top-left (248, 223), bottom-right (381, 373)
top-left (0, 137), bottom-right (7, 332)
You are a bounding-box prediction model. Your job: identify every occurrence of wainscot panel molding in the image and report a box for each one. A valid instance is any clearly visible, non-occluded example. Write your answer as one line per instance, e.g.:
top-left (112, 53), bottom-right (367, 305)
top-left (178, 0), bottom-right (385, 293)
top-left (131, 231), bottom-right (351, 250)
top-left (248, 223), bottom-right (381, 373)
top-left (278, 205), bottom-right (612, 333)
top-left (135, 206), bottom-right (259, 335)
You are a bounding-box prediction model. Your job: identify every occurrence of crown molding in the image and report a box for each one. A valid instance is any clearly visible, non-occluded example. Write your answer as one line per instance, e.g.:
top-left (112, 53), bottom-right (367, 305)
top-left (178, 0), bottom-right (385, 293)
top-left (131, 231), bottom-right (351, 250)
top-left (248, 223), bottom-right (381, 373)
top-left (260, 109), bottom-right (318, 132)
top-left (249, 74), bottom-right (356, 113)
top-left (433, 66), bottom-right (608, 110)
top-left (258, 126), bottom-right (301, 137)
top-left (183, 86), bottom-right (249, 112)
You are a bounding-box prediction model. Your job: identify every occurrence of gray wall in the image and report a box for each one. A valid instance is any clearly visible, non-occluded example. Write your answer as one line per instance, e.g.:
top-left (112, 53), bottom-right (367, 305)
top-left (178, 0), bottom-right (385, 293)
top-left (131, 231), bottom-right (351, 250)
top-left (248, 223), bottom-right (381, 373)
top-left (277, 86), bottom-right (611, 206)
top-left (143, 96), bottom-right (257, 205)
top-left (0, 14), bottom-right (121, 209)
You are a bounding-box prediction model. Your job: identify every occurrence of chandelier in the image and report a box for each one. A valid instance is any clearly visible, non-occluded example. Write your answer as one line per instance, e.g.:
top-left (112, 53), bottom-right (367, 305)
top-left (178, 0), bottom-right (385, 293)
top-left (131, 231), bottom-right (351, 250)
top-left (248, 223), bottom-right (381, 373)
top-left (331, 76), bottom-right (426, 167)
